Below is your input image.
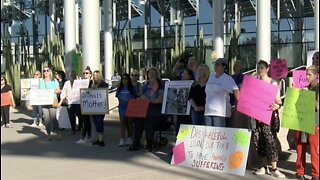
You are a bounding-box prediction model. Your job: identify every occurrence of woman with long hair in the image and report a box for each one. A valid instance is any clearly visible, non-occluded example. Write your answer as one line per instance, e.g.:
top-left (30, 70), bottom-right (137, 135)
top-left (39, 67), bottom-right (61, 141)
top-left (31, 71), bottom-right (43, 127)
top-left (1, 75), bottom-right (16, 128)
top-left (116, 73), bottom-right (137, 146)
top-left (90, 70), bottom-right (108, 147)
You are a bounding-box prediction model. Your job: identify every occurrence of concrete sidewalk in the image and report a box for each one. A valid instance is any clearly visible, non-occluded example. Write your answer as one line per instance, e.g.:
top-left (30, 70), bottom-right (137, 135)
top-left (1, 105), bottom-right (313, 180)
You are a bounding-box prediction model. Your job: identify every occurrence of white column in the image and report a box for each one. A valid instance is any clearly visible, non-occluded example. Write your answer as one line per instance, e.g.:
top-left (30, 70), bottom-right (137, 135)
top-left (315, 0), bottom-right (319, 50)
top-left (49, 0), bottom-right (55, 41)
top-left (256, 0), bottom-right (271, 63)
top-left (64, 0), bottom-right (76, 76)
top-left (75, 1), bottom-right (79, 45)
top-left (170, 0), bottom-right (177, 25)
top-left (104, 0), bottom-right (113, 81)
top-left (212, 0), bottom-right (224, 58)
top-left (82, 0), bottom-right (100, 71)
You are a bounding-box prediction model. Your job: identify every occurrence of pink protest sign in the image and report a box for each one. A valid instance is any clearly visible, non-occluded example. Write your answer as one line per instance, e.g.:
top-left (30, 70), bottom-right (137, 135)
top-left (293, 70), bottom-right (309, 88)
top-left (173, 142), bottom-right (186, 165)
top-left (237, 75), bottom-right (278, 125)
top-left (269, 59), bottom-right (288, 79)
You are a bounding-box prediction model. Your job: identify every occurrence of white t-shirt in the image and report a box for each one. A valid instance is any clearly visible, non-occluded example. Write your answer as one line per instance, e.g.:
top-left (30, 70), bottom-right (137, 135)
top-left (205, 73), bottom-right (238, 117)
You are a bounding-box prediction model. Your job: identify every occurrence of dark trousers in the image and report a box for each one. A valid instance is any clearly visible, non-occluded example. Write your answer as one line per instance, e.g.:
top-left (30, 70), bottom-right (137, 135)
top-left (93, 115), bottom-right (105, 134)
top-left (1, 105), bottom-right (10, 125)
top-left (67, 104), bottom-right (83, 131)
top-left (82, 115), bottom-right (91, 138)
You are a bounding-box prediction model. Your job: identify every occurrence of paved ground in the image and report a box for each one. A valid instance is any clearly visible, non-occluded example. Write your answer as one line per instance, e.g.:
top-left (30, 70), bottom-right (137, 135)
top-left (1, 93), bottom-right (313, 180)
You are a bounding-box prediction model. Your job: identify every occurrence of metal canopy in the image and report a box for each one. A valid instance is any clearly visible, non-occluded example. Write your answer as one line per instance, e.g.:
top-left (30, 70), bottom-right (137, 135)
top-left (150, 0), bottom-right (198, 18)
top-left (115, 0), bottom-right (143, 21)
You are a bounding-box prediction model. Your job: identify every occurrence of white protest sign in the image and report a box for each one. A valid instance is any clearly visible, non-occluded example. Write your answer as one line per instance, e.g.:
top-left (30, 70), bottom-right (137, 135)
top-left (204, 84), bottom-right (227, 117)
top-left (29, 89), bottom-right (54, 105)
top-left (80, 88), bottom-right (109, 115)
top-left (56, 106), bottom-right (71, 129)
top-left (70, 79), bottom-right (90, 104)
top-left (162, 80), bottom-right (193, 115)
top-left (30, 78), bottom-right (40, 89)
top-left (21, 79), bottom-right (31, 89)
top-left (171, 125), bottom-right (251, 176)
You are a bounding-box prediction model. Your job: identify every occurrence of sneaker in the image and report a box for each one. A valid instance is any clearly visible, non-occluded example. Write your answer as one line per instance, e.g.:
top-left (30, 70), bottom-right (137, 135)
top-left (254, 167), bottom-right (270, 175)
top-left (31, 123), bottom-right (37, 127)
top-left (270, 169), bottom-right (286, 178)
top-left (295, 174), bottom-right (305, 180)
top-left (75, 139), bottom-right (86, 144)
top-left (126, 138), bottom-right (133, 145)
top-left (119, 138), bottom-right (125, 147)
top-left (5, 124), bottom-right (13, 128)
top-left (85, 138), bottom-right (92, 142)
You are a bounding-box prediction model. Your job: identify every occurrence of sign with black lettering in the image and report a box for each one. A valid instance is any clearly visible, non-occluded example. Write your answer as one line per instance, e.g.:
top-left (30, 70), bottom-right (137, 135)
top-left (80, 88), bottom-right (109, 115)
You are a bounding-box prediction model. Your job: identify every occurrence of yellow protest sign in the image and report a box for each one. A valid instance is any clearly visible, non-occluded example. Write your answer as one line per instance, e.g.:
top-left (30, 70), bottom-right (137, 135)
top-left (176, 127), bottom-right (191, 140)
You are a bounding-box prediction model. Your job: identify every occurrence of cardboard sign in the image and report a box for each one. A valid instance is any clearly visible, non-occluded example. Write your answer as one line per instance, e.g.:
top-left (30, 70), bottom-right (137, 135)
top-left (69, 79), bottom-right (90, 104)
top-left (161, 80), bottom-right (193, 115)
top-left (56, 106), bottom-right (71, 129)
top-left (293, 70), bottom-right (309, 88)
top-left (281, 87), bottom-right (315, 134)
top-left (237, 75), bottom-right (278, 125)
top-left (269, 59), bottom-right (288, 79)
top-left (125, 99), bottom-right (150, 118)
top-left (21, 79), bottom-right (31, 89)
top-left (1, 92), bottom-right (12, 106)
top-left (171, 125), bottom-right (251, 176)
top-left (80, 88), bottom-right (109, 115)
top-left (29, 89), bottom-right (54, 105)
top-left (20, 78), bottom-right (40, 100)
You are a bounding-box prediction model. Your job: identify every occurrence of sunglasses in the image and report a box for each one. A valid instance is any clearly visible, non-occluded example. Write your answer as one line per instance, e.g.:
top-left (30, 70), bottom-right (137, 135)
top-left (83, 72), bottom-right (90, 75)
top-left (312, 57), bottom-right (319, 60)
top-left (122, 77), bottom-right (129, 80)
top-left (34, 74), bottom-right (39, 75)
top-left (43, 69), bottom-right (50, 72)
top-left (131, 74), bottom-right (138, 77)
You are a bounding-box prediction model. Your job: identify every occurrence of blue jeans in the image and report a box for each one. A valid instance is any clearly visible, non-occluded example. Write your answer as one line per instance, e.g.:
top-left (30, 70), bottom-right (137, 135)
top-left (191, 109), bottom-right (205, 125)
top-left (205, 116), bottom-right (226, 127)
top-left (32, 105), bottom-right (43, 120)
top-left (92, 115), bottom-right (105, 133)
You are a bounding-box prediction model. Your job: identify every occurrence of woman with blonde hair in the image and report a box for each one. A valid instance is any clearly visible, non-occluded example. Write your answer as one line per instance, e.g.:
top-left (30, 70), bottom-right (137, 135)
top-left (39, 67), bottom-right (61, 141)
top-left (31, 70), bottom-right (43, 127)
top-left (295, 65), bottom-right (319, 180)
top-left (188, 64), bottom-right (210, 125)
top-left (90, 70), bottom-right (108, 147)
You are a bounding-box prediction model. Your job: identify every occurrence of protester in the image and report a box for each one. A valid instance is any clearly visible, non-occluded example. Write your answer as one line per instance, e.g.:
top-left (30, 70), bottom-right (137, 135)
top-left (116, 73), bottom-right (137, 146)
top-left (205, 58), bottom-right (239, 127)
top-left (175, 68), bottom-right (194, 134)
top-left (75, 66), bottom-right (93, 144)
top-left (189, 64), bottom-right (210, 125)
top-left (131, 69), bottom-right (143, 97)
top-left (39, 67), bottom-right (61, 141)
top-left (1, 75), bottom-right (16, 128)
top-left (128, 77), bottom-right (164, 152)
top-left (90, 70), bottom-right (108, 147)
top-left (252, 60), bottom-right (285, 178)
top-left (187, 56), bottom-right (199, 78)
top-left (312, 51), bottom-right (319, 66)
top-left (54, 70), bottom-right (67, 103)
top-left (60, 70), bottom-right (84, 135)
top-left (295, 65), bottom-right (319, 180)
top-left (30, 71), bottom-right (43, 127)
top-left (143, 67), bottom-right (161, 93)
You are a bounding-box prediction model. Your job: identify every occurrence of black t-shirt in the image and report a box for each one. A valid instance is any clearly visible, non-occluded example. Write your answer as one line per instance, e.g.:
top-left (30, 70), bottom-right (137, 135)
top-left (1, 84), bottom-right (12, 93)
top-left (188, 83), bottom-right (206, 110)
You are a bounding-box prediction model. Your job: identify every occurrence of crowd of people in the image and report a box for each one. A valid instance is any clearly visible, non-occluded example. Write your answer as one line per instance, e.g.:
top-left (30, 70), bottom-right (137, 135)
top-left (1, 51), bottom-right (319, 179)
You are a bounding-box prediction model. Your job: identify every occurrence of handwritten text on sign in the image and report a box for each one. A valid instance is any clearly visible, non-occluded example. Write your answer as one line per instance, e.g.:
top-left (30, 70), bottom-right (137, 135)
top-left (269, 59), bottom-right (288, 79)
top-left (29, 89), bottom-right (54, 105)
top-left (80, 88), bottom-right (109, 115)
top-left (237, 75), bottom-right (278, 125)
top-left (70, 79), bottom-right (90, 104)
top-left (171, 125), bottom-right (251, 176)
top-left (281, 87), bottom-right (315, 134)
top-left (293, 70), bottom-right (309, 88)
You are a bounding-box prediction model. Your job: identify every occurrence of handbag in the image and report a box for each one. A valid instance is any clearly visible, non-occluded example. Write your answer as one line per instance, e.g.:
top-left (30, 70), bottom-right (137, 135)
top-left (52, 98), bottom-right (60, 108)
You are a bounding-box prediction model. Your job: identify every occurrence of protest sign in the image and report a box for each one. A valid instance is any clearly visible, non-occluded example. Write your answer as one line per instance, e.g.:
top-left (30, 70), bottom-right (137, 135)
top-left (1, 92), bottom-right (12, 106)
top-left (20, 78), bottom-right (40, 100)
top-left (269, 59), bottom-right (288, 79)
top-left (204, 84), bottom-right (227, 117)
top-left (69, 79), bottom-right (90, 104)
top-left (162, 80), bottom-right (193, 115)
top-left (293, 70), bottom-right (309, 88)
top-left (171, 125), bottom-right (251, 176)
top-left (125, 99), bottom-right (149, 118)
top-left (307, 50), bottom-right (317, 67)
top-left (281, 87), bottom-right (315, 134)
top-left (21, 79), bottom-right (31, 89)
top-left (80, 88), bottom-right (109, 115)
top-left (29, 89), bottom-right (54, 105)
top-left (56, 106), bottom-right (71, 129)
top-left (237, 75), bottom-right (278, 125)
top-left (30, 78), bottom-right (40, 89)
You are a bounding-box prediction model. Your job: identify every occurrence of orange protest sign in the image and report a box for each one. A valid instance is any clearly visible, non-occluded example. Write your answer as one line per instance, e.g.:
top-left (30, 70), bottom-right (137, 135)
top-left (125, 99), bottom-right (149, 118)
top-left (1, 92), bottom-right (12, 107)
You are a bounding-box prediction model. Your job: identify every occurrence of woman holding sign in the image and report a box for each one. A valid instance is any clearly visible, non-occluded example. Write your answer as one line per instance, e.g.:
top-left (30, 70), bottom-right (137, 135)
top-left (39, 67), bottom-right (61, 141)
top-left (253, 60), bottom-right (285, 178)
top-left (90, 70), bottom-right (108, 147)
top-left (1, 76), bottom-right (15, 128)
top-left (295, 65), bottom-right (319, 180)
